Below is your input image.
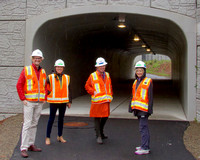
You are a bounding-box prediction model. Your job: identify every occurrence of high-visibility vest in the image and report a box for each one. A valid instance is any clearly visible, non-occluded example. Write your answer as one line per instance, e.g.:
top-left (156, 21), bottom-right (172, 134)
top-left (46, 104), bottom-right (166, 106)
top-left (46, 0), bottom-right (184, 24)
top-left (131, 77), bottom-right (152, 112)
top-left (24, 65), bottom-right (46, 101)
top-left (90, 71), bottom-right (113, 104)
top-left (47, 74), bottom-right (70, 103)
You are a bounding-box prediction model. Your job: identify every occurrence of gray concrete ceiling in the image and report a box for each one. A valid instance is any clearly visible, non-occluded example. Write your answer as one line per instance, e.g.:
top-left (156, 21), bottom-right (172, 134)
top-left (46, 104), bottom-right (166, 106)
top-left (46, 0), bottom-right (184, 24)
top-left (39, 13), bottom-right (186, 59)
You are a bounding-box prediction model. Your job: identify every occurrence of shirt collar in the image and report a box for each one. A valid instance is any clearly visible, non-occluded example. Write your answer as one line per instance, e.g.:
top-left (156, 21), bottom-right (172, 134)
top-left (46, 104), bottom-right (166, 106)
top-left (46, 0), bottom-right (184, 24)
top-left (32, 63), bottom-right (41, 71)
top-left (96, 69), bottom-right (105, 79)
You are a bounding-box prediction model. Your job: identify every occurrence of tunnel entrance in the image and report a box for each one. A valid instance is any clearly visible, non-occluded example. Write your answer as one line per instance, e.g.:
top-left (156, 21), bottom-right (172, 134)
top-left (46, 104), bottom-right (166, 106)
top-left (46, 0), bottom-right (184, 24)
top-left (25, 6), bottom-right (196, 121)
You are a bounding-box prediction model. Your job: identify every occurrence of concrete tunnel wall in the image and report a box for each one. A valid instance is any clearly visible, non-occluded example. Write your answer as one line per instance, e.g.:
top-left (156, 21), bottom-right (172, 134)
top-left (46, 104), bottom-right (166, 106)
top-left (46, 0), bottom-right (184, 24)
top-left (25, 6), bottom-right (196, 121)
top-left (33, 28), bottom-right (135, 98)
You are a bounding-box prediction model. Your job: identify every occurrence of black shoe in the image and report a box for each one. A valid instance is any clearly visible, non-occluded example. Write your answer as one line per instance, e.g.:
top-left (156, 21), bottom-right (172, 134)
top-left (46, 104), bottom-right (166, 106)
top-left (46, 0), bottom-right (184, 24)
top-left (101, 134), bottom-right (108, 139)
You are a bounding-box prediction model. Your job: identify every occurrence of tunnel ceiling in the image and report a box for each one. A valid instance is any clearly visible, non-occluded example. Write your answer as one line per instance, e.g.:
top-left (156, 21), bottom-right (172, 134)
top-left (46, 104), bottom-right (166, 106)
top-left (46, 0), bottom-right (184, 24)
top-left (39, 13), bottom-right (186, 58)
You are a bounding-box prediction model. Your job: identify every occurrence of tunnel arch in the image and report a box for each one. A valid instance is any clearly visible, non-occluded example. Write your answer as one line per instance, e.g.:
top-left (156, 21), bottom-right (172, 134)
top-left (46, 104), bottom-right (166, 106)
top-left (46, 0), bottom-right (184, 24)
top-left (25, 6), bottom-right (196, 121)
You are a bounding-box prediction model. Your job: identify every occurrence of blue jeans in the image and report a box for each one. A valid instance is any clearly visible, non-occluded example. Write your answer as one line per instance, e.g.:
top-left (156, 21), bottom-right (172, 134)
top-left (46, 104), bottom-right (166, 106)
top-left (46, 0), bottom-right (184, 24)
top-left (46, 103), bottom-right (66, 138)
top-left (138, 116), bottom-right (150, 150)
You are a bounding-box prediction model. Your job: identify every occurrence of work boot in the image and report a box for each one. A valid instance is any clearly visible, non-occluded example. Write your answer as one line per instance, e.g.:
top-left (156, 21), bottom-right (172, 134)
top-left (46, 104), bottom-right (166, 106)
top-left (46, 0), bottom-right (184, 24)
top-left (21, 150), bottom-right (28, 158)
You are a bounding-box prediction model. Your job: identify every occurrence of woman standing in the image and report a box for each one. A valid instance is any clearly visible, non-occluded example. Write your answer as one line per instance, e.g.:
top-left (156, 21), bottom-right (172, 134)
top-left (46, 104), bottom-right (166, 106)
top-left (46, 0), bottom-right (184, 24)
top-left (85, 57), bottom-right (113, 144)
top-left (129, 61), bottom-right (153, 155)
top-left (45, 59), bottom-right (72, 145)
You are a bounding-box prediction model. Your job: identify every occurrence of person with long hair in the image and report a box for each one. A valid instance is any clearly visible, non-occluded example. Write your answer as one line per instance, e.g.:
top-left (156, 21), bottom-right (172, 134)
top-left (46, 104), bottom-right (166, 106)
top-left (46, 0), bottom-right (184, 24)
top-left (129, 61), bottom-right (153, 155)
top-left (45, 59), bottom-right (72, 145)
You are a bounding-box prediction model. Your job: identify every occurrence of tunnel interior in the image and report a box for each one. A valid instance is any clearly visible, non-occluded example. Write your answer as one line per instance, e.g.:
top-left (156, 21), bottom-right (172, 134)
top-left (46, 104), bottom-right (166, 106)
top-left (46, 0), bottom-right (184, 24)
top-left (32, 12), bottom-right (188, 120)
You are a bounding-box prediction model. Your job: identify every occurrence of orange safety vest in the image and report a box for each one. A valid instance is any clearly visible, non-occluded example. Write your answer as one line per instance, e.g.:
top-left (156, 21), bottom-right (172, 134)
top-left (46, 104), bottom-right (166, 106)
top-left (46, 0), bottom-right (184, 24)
top-left (90, 71), bottom-right (113, 104)
top-left (131, 77), bottom-right (152, 112)
top-left (47, 74), bottom-right (70, 103)
top-left (24, 65), bottom-right (46, 101)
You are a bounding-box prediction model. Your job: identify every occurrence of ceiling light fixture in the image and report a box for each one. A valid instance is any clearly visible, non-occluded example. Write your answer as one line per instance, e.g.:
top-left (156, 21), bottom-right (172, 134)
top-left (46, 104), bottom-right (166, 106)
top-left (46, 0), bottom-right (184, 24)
top-left (118, 23), bottom-right (126, 28)
top-left (142, 44), bottom-right (146, 48)
top-left (118, 14), bottom-right (126, 28)
top-left (146, 48), bottom-right (151, 52)
top-left (133, 34), bottom-right (140, 42)
top-left (131, 28), bottom-right (156, 54)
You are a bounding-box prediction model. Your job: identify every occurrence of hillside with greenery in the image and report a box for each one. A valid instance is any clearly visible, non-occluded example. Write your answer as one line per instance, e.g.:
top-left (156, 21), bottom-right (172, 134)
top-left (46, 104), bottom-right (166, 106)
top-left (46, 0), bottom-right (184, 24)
top-left (144, 60), bottom-right (171, 77)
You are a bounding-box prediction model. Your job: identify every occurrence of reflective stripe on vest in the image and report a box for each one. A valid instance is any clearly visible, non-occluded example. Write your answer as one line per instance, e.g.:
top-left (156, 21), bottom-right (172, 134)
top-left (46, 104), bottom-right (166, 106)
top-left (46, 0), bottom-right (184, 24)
top-left (26, 66), bottom-right (33, 91)
top-left (47, 74), bottom-right (69, 102)
top-left (105, 72), bottom-right (111, 93)
top-left (94, 83), bottom-right (101, 93)
top-left (25, 93), bottom-right (45, 100)
top-left (131, 101), bottom-right (148, 112)
top-left (41, 69), bottom-right (46, 87)
top-left (91, 72), bottom-right (101, 93)
top-left (140, 78), bottom-right (150, 100)
top-left (91, 95), bottom-right (113, 102)
top-left (91, 72), bottom-right (98, 81)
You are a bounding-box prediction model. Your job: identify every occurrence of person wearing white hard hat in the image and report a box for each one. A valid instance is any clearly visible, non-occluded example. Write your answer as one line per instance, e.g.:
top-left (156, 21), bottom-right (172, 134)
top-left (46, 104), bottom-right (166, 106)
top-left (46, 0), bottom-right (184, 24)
top-left (85, 57), bottom-right (113, 144)
top-left (129, 60), bottom-right (153, 155)
top-left (16, 49), bottom-right (47, 158)
top-left (45, 59), bottom-right (72, 145)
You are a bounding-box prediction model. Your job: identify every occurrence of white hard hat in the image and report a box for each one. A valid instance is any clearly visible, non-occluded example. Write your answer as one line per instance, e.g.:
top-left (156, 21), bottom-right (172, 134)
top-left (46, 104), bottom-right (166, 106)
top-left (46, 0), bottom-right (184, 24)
top-left (135, 61), bottom-right (146, 68)
top-left (54, 59), bottom-right (65, 67)
top-left (31, 49), bottom-right (44, 59)
top-left (95, 57), bottom-right (107, 67)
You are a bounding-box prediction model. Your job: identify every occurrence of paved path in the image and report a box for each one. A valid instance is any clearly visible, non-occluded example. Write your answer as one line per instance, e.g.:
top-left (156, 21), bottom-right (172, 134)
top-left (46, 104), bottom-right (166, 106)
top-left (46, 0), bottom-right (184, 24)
top-left (11, 116), bottom-right (195, 160)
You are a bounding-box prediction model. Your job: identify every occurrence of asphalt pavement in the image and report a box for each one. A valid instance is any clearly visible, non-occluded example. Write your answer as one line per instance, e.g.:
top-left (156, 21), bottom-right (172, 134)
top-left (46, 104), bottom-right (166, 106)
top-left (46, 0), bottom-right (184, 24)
top-left (11, 115), bottom-right (195, 160)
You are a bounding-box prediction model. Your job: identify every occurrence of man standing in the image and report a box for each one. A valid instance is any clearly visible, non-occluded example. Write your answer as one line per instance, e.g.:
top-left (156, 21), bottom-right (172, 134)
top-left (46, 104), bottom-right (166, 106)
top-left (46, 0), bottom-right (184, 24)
top-left (85, 57), bottom-right (113, 144)
top-left (16, 49), bottom-right (46, 158)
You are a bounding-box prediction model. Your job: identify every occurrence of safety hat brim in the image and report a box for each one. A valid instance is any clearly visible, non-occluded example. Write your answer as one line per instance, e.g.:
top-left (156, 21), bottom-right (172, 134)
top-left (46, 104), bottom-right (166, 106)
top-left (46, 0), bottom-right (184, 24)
top-left (95, 62), bottom-right (107, 67)
top-left (30, 56), bottom-right (44, 60)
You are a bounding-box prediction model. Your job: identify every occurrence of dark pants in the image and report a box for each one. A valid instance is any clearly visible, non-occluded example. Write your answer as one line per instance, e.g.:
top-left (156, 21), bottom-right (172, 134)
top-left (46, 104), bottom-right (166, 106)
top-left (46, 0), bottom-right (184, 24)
top-left (46, 103), bottom-right (66, 138)
top-left (138, 116), bottom-right (150, 150)
top-left (94, 117), bottom-right (108, 137)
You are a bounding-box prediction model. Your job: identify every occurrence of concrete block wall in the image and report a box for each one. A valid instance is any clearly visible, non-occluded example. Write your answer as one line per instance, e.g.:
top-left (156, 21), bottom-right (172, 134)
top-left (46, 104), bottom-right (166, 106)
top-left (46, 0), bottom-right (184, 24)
top-left (0, 0), bottom-right (198, 116)
top-left (196, 0), bottom-right (200, 121)
top-left (0, 0), bottom-right (26, 113)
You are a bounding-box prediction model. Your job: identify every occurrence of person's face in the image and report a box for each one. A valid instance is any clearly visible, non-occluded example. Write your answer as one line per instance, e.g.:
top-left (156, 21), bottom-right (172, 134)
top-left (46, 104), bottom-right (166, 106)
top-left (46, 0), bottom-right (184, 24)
top-left (135, 68), bottom-right (144, 78)
top-left (55, 66), bottom-right (64, 74)
top-left (32, 56), bottom-right (42, 67)
top-left (97, 65), bottom-right (106, 73)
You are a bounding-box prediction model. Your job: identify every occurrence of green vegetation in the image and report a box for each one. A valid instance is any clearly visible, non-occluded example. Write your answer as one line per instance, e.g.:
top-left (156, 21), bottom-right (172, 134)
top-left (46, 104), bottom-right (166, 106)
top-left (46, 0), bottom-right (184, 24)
top-left (144, 60), bottom-right (171, 77)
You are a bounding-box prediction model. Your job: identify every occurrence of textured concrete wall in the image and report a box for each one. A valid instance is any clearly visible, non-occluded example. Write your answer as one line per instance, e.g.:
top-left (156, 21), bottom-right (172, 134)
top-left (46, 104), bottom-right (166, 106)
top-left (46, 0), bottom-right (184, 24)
top-left (0, 0), bottom-right (198, 116)
top-left (196, 0), bottom-right (200, 121)
top-left (0, 0), bottom-right (25, 113)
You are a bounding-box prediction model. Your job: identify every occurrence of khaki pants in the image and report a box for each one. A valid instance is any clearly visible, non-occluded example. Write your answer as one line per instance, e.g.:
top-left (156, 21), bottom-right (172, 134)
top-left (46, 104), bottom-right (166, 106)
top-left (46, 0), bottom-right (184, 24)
top-left (20, 101), bottom-right (43, 151)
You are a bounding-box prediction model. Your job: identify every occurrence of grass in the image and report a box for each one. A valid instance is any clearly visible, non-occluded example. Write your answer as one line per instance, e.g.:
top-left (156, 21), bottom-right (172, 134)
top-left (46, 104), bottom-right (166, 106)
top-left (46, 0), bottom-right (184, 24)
top-left (144, 60), bottom-right (171, 77)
